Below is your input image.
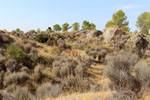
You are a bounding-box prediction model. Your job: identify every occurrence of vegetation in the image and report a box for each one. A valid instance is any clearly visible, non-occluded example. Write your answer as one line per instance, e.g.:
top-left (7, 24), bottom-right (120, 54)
top-left (53, 24), bottom-right (61, 32)
top-left (1, 9), bottom-right (150, 100)
top-left (46, 27), bottom-right (53, 33)
top-left (37, 28), bottom-right (41, 34)
top-left (36, 83), bottom-right (60, 99)
top-left (62, 23), bottom-right (69, 32)
top-left (82, 20), bottom-right (96, 30)
top-left (7, 44), bottom-right (24, 62)
top-left (72, 22), bottom-right (80, 31)
top-left (16, 28), bottom-right (21, 33)
top-left (105, 9), bottom-right (130, 31)
top-left (136, 12), bottom-right (150, 34)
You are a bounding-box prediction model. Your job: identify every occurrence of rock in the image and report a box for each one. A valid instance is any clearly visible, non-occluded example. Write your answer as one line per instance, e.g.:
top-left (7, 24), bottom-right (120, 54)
top-left (126, 34), bottom-right (149, 57)
top-left (126, 34), bottom-right (148, 48)
top-left (103, 27), bottom-right (128, 44)
top-left (0, 91), bottom-right (16, 100)
top-left (87, 30), bottom-right (102, 39)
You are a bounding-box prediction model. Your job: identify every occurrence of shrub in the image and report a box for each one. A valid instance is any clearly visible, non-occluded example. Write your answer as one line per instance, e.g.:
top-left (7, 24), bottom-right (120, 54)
top-left (104, 50), bottom-right (140, 91)
top-left (60, 66), bottom-right (69, 78)
top-left (51, 46), bottom-right (60, 56)
top-left (36, 83), bottom-right (60, 99)
top-left (23, 43), bottom-right (32, 53)
top-left (75, 64), bottom-right (83, 79)
top-left (62, 76), bottom-right (90, 92)
top-left (108, 90), bottom-right (137, 100)
top-left (5, 59), bottom-right (17, 72)
top-left (7, 44), bottom-right (24, 62)
top-left (34, 32), bottom-right (49, 43)
top-left (33, 65), bottom-right (42, 82)
top-left (6, 84), bottom-right (17, 93)
top-left (30, 47), bottom-right (38, 57)
top-left (13, 87), bottom-right (33, 100)
top-left (3, 72), bottom-right (29, 86)
top-left (134, 61), bottom-right (150, 87)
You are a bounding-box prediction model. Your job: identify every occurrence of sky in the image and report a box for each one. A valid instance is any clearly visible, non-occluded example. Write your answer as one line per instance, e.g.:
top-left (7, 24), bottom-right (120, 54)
top-left (0, 0), bottom-right (149, 32)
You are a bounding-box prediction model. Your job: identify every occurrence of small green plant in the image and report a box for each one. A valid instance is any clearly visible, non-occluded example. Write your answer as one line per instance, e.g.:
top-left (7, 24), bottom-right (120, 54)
top-left (7, 44), bottom-right (24, 61)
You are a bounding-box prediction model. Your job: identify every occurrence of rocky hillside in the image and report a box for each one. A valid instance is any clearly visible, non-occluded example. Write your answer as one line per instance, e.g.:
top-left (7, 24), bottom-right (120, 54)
top-left (0, 27), bottom-right (150, 100)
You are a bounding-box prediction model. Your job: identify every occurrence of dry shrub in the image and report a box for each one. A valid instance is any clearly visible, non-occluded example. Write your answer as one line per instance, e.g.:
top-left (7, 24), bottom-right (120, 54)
top-left (13, 87), bottom-right (33, 100)
top-left (33, 65), bottom-right (42, 82)
top-left (36, 83), bottom-right (60, 99)
top-left (62, 76), bottom-right (90, 93)
top-left (5, 59), bottom-right (17, 72)
top-left (104, 50), bottom-right (140, 92)
top-left (23, 43), bottom-right (33, 53)
top-left (108, 90), bottom-right (137, 100)
top-left (134, 61), bottom-right (150, 88)
top-left (3, 72), bottom-right (29, 86)
top-left (30, 47), bottom-right (38, 58)
top-left (60, 66), bottom-right (70, 78)
top-left (75, 64), bottom-right (83, 79)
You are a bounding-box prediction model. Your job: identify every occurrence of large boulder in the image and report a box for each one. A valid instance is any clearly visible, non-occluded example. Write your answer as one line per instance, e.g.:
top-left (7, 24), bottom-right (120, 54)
top-left (103, 27), bottom-right (129, 43)
top-left (0, 91), bottom-right (16, 100)
top-left (103, 27), bottom-right (130, 49)
top-left (126, 34), bottom-right (148, 49)
top-left (126, 34), bottom-right (149, 57)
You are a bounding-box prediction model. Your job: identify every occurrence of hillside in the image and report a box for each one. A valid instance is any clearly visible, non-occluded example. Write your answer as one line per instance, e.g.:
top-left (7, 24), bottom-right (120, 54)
top-left (0, 27), bottom-right (150, 100)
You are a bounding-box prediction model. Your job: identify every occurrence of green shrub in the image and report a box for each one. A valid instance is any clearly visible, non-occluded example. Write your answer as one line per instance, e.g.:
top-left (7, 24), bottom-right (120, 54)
top-left (36, 83), bottom-right (60, 99)
top-left (7, 44), bottom-right (24, 61)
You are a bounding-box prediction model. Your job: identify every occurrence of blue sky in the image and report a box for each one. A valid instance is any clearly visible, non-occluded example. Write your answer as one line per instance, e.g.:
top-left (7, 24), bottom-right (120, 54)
top-left (0, 0), bottom-right (149, 32)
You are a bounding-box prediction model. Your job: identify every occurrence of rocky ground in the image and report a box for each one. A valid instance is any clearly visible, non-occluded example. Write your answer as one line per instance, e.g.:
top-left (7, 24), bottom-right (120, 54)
top-left (0, 27), bottom-right (150, 100)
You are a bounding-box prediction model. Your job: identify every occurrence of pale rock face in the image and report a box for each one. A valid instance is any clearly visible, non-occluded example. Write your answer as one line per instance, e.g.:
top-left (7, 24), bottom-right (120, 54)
top-left (103, 27), bottom-right (125, 43)
top-left (126, 34), bottom-right (148, 49)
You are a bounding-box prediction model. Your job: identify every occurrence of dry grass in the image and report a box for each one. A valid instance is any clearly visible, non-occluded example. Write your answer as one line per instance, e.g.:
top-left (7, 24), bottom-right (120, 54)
top-left (46, 90), bottom-right (115, 100)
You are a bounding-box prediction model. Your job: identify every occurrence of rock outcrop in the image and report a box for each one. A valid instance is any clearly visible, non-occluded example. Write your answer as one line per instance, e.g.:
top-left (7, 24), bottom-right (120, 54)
top-left (103, 27), bottom-right (130, 49)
